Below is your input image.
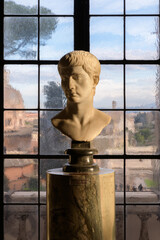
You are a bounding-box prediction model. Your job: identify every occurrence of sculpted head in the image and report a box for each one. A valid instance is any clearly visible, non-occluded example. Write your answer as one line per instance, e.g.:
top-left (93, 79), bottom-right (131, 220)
top-left (51, 51), bottom-right (111, 142)
top-left (58, 51), bottom-right (101, 102)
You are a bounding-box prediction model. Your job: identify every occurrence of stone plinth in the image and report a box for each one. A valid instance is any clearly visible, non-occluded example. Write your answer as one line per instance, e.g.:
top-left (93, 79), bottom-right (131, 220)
top-left (47, 168), bottom-right (115, 240)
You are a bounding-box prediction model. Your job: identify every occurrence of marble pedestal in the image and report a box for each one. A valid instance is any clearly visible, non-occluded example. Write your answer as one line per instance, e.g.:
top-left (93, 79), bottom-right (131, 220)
top-left (47, 168), bottom-right (115, 240)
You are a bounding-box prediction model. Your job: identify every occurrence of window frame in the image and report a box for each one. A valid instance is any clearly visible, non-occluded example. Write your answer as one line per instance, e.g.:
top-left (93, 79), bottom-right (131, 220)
top-left (1, 0), bottom-right (160, 239)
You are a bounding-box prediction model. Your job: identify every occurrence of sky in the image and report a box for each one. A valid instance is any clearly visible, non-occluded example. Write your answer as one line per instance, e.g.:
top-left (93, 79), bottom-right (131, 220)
top-left (4, 0), bottom-right (160, 109)
top-left (5, 0), bottom-right (158, 14)
top-left (90, 0), bottom-right (159, 14)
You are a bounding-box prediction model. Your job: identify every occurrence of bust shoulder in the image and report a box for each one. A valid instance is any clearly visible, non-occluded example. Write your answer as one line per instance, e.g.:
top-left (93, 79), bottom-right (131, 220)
top-left (94, 109), bottom-right (111, 126)
top-left (51, 108), bottom-right (111, 141)
top-left (51, 109), bottom-right (67, 128)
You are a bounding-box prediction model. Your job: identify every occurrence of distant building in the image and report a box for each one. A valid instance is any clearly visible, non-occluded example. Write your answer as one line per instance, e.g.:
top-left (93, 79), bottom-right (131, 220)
top-left (4, 69), bottom-right (25, 132)
top-left (92, 100), bottom-right (135, 154)
top-left (4, 69), bottom-right (38, 154)
top-left (4, 159), bottom-right (37, 191)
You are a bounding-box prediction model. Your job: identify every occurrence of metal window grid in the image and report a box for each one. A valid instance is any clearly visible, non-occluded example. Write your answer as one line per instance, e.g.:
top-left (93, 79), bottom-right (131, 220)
top-left (1, 0), bottom-right (160, 239)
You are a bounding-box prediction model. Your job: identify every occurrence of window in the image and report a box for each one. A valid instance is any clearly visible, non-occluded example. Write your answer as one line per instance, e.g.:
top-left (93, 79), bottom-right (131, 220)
top-left (1, 0), bottom-right (160, 239)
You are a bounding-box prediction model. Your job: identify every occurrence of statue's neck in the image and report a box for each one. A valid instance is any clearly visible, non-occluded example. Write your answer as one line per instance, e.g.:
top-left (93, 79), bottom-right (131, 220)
top-left (66, 99), bottom-right (94, 126)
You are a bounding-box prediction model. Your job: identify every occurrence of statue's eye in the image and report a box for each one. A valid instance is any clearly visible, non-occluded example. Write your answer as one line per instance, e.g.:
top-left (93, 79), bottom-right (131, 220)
top-left (72, 74), bottom-right (81, 81)
top-left (72, 74), bottom-right (78, 80)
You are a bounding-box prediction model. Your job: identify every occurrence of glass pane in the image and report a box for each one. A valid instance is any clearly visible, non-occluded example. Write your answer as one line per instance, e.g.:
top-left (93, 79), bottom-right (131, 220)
top-left (40, 17), bottom-right (73, 60)
top-left (40, 0), bottom-right (73, 14)
top-left (116, 206), bottom-right (124, 240)
top-left (4, 17), bottom-right (38, 60)
top-left (92, 111), bottom-right (124, 154)
top-left (4, 205), bottom-right (38, 240)
top-left (4, 111), bottom-right (38, 154)
top-left (4, 65), bottom-right (38, 109)
top-left (40, 111), bottom-right (70, 154)
top-left (126, 17), bottom-right (159, 60)
top-left (4, 0), bottom-right (38, 15)
top-left (90, 17), bottom-right (123, 60)
top-left (4, 159), bottom-right (38, 203)
top-left (126, 65), bottom-right (159, 109)
top-left (95, 159), bottom-right (124, 203)
top-left (40, 65), bottom-right (66, 109)
top-left (126, 159), bottom-right (160, 203)
top-left (90, 0), bottom-right (123, 14)
top-left (126, 111), bottom-right (160, 155)
top-left (40, 159), bottom-right (67, 203)
top-left (94, 65), bottom-right (123, 109)
top-left (40, 205), bottom-right (46, 240)
top-left (126, 0), bottom-right (159, 14)
top-left (126, 206), bottom-right (160, 240)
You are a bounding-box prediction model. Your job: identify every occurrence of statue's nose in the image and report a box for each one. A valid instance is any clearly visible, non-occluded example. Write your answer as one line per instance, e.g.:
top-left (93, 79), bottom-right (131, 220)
top-left (68, 76), bottom-right (75, 89)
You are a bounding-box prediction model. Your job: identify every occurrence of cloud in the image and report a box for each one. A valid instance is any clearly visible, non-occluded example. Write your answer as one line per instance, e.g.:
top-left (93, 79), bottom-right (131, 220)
top-left (40, 44), bottom-right (73, 60)
top-left (90, 0), bottom-right (123, 14)
top-left (126, 17), bottom-right (158, 45)
top-left (126, 65), bottom-right (154, 71)
top-left (10, 83), bottom-right (38, 108)
top-left (126, 49), bottom-right (158, 60)
top-left (11, 82), bottom-right (37, 96)
top-left (126, 65), bottom-right (157, 94)
top-left (97, 79), bottom-right (123, 97)
top-left (94, 78), bottom-right (123, 108)
top-left (126, 87), bottom-right (155, 107)
top-left (5, 65), bottom-right (38, 83)
top-left (90, 0), bottom-right (158, 14)
top-left (126, 64), bottom-right (157, 73)
top-left (126, 67), bottom-right (157, 107)
top-left (127, 77), bottom-right (156, 86)
top-left (126, 0), bottom-right (158, 12)
top-left (40, 65), bottom-right (60, 84)
top-left (91, 17), bottom-right (123, 36)
top-left (91, 47), bottom-right (123, 60)
top-left (40, 0), bottom-right (73, 14)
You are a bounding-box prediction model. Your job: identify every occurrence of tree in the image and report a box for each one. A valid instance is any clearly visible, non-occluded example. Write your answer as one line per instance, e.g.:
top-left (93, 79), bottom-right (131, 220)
top-left (135, 128), bottom-right (153, 146)
top-left (28, 177), bottom-right (38, 191)
top-left (134, 112), bottom-right (147, 125)
top-left (40, 81), bottom-right (70, 156)
top-left (4, 1), bottom-right (58, 58)
top-left (40, 159), bottom-right (67, 180)
top-left (43, 81), bottom-right (63, 108)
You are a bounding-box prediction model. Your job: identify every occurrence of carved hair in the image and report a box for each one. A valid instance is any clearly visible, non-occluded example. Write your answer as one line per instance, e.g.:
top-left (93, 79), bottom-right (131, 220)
top-left (58, 51), bottom-right (101, 85)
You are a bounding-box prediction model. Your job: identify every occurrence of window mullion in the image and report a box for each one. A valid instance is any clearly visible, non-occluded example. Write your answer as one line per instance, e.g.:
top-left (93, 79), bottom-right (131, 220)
top-left (74, 0), bottom-right (89, 51)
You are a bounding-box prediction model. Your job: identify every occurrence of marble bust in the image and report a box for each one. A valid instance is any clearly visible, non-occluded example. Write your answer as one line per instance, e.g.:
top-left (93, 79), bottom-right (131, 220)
top-left (51, 50), bottom-right (111, 141)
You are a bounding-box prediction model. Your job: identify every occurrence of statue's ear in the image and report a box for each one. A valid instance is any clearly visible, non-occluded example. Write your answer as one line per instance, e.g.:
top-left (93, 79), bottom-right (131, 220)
top-left (93, 76), bottom-right (99, 86)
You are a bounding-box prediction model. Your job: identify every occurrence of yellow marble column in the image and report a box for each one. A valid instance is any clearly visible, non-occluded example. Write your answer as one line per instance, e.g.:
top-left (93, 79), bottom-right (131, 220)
top-left (47, 168), bottom-right (115, 240)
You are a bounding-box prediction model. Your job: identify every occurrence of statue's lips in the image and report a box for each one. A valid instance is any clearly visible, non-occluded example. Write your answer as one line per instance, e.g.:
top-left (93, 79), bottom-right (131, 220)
top-left (67, 92), bottom-right (78, 98)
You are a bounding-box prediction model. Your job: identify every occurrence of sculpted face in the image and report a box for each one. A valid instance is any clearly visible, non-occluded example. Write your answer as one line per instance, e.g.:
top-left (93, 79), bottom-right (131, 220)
top-left (61, 66), bottom-right (95, 103)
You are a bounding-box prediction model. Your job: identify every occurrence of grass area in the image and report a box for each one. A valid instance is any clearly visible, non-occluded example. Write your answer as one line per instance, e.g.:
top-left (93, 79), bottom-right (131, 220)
top-left (144, 179), bottom-right (157, 188)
